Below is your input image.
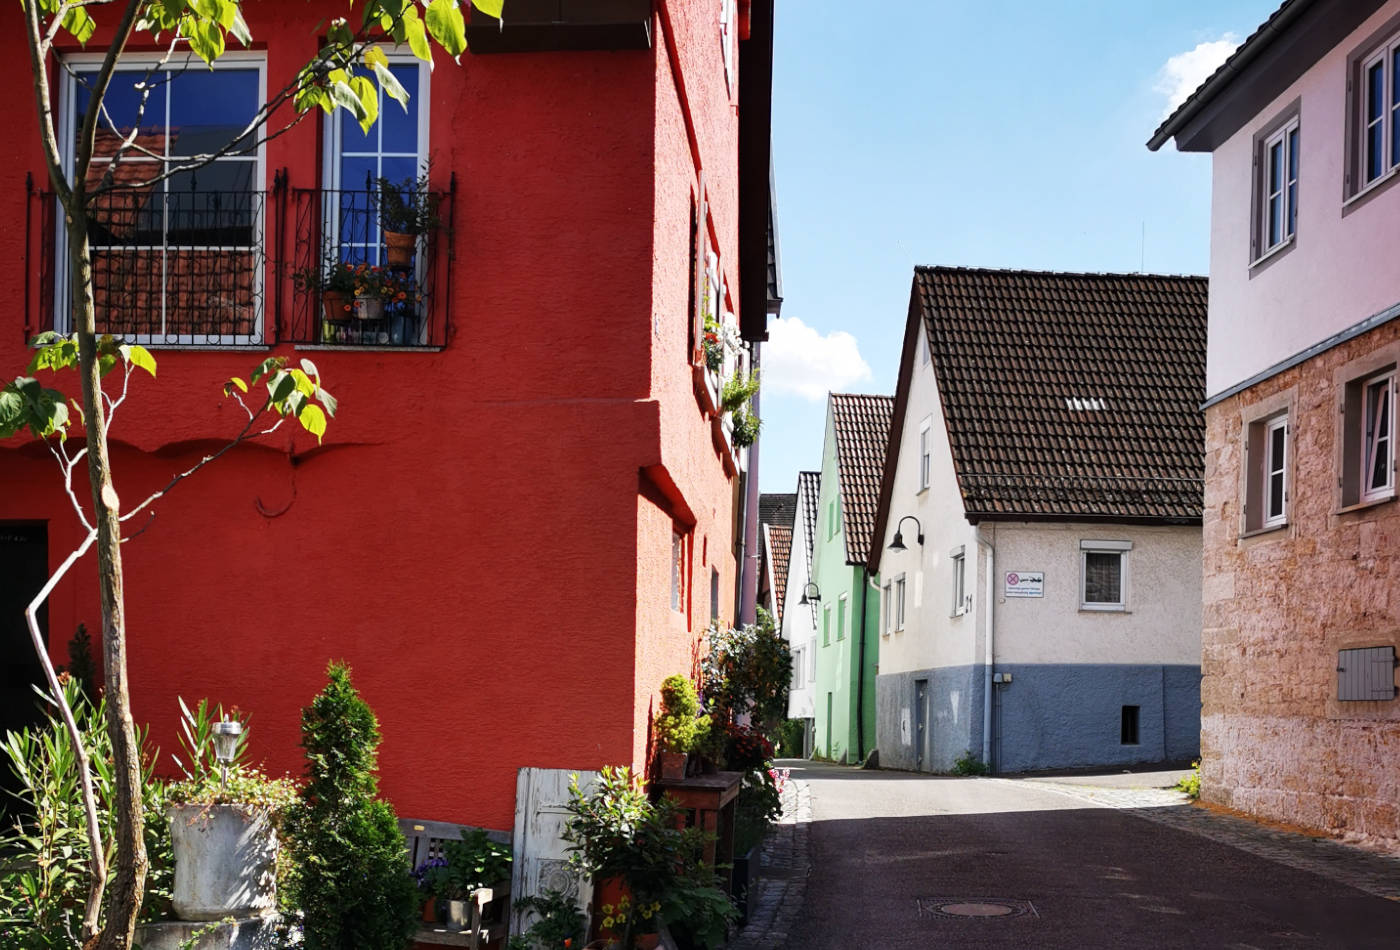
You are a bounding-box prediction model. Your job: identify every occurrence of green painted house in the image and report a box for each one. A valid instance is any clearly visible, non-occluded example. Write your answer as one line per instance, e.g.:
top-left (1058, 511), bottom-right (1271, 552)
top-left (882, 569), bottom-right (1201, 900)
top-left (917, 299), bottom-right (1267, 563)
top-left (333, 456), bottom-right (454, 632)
top-left (811, 393), bottom-right (894, 764)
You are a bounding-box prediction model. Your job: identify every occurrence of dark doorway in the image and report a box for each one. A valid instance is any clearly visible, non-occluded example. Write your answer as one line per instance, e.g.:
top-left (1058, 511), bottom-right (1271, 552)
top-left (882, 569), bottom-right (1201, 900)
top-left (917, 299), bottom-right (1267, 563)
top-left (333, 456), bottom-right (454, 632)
top-left (1, 523), bottom-right (49, 823)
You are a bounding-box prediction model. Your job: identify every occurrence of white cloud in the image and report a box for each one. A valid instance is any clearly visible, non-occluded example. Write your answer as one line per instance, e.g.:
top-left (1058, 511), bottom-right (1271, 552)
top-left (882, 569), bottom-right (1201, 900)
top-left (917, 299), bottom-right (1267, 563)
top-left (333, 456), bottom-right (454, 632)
top-left (1155, 34), bottom-right (1240, 120)
top-left (763, 316), bottom-right (872, 401)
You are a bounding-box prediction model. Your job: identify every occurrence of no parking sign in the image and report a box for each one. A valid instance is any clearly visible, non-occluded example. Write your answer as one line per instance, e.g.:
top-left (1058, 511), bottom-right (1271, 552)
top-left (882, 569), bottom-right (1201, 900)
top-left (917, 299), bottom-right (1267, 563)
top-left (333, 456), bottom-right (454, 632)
top-left (1004, 571), bottom-right (1044, 598)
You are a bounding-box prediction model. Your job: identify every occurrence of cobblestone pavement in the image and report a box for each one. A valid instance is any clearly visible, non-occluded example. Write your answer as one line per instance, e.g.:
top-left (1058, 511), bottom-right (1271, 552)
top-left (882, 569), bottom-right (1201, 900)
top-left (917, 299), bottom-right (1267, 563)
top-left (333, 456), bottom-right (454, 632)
top-left (721, 775), bottom-right (811, 950)
top-left (1006, 777), bottom-right (1400, 901)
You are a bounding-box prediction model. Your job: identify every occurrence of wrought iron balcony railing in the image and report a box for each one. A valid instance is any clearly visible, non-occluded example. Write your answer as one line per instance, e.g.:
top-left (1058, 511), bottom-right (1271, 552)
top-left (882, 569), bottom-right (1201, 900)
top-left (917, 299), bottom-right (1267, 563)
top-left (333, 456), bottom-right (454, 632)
top-left (25, 172), bottom-right (455, 350)
top-left (34, 184), bottom-right (269, 346)
top-left (287, 183), bottom-right (453, 348)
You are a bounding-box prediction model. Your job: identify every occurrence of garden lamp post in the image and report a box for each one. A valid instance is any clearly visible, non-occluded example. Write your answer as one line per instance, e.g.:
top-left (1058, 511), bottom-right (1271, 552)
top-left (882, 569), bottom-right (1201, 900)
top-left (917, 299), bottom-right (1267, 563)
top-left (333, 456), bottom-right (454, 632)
top-left (212, 720), bottom-right (243, 789)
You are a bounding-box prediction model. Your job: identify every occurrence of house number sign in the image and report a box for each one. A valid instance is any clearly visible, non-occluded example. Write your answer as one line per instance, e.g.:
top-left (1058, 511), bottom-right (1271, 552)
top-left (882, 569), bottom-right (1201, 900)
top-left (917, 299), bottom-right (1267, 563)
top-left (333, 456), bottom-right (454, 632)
top-left (1004, 571), bottom-right (1044, 598)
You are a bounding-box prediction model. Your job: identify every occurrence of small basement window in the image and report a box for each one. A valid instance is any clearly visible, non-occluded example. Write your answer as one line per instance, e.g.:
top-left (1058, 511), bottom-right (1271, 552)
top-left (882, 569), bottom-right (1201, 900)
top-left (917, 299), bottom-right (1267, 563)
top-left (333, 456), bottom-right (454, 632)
top-left (1337, 646), bottom-right (1398, 701)
top-left (1120, 705), bottom-right (1140, 745)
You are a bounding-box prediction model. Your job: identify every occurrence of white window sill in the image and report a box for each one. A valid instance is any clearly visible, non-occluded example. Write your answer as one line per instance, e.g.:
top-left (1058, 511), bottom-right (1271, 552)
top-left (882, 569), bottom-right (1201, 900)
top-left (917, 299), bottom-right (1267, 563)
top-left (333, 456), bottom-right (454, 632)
top-left (1079, 604), bottom-right (1128, 613)
top-left (1240, 520), bottom-right (1289, 540)
top-left (1249, 235), bottom-right (1295, 270)
top-left (296, 344), bottom-right (444, 353)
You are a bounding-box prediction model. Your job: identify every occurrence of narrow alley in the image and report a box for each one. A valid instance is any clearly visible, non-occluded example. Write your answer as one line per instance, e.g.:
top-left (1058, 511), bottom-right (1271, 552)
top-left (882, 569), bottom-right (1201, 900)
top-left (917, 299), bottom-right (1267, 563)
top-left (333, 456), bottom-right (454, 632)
top-left (733, 762), bottom-right (1400, 950)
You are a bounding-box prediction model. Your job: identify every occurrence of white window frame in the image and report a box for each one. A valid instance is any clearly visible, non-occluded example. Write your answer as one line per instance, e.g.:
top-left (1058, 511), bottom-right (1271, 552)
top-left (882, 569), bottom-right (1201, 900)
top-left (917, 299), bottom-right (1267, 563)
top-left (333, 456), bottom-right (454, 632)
top-left (881, 581), bottom-right (893, 636)
top-left (822, 604), bottom-right (831, 646)
top-left (950, 546), bottom-right (966, 617)
top-left (719, 0), bottom-right (737, 96)
top-left (791, 647), bottom-right (804, 689)
top-left (1263, 415), bottom-right (1289, 529)
top-left (893, 574), bottom-right (907, 631)
top-left (56, 49), bottom-right (268, 346)
top-left (918, 419), bottom-right (932, 491)
top-left (1079, 539), bottom-right (1130, 612)
top-left (1359, 36), bottom-right (1400, 190)
top-left (1360, 369), bottom-right (1396, 503)
top-left (321, 53), bottom-right (431, 258)
top-left (1257, 117), bottom-right (1299, 258)
top-left (808, 640), bottom-right (817, 681)
top-left (671, 530), bottom-right (685, 612)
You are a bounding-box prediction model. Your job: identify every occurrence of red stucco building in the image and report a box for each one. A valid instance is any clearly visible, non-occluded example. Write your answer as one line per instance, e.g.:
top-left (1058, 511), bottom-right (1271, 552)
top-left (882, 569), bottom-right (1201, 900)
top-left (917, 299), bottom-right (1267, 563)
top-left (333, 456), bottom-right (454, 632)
top-left (0, 0), bottom-right (778, 839)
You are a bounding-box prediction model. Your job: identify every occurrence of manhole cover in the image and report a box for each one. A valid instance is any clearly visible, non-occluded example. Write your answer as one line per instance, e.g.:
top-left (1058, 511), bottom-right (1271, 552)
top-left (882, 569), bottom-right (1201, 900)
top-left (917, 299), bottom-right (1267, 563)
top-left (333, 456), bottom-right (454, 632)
top-left (918, 898), bottom-right (1039, 920)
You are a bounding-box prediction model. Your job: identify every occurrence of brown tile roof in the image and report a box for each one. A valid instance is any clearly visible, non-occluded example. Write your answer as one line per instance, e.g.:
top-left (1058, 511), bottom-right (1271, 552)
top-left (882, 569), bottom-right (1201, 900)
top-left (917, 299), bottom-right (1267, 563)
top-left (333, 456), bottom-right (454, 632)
top-left (915, 267), bottom-right (1206, 522)
top-left (831, 393), bottom-right (894, 564)
top-left (797, 470), bottom-right (820, 567)
top-left (759, 493), bottom-right (797, 531)
top-left (765, 524), bottom-right (793, 626)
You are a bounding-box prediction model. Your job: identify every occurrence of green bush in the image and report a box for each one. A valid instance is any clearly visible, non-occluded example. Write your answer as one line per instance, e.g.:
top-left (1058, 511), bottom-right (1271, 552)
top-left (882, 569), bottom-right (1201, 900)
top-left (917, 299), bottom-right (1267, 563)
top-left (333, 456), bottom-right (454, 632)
top-left (951, 750), bottom-right (990, 776)
top-left (284, 663), bottom-right (418, 950)
top-left (1176, 761), bottom-right (1201, 799)
top-left (508, 889), bottom-right (585, 950)
top-left (775, 718), bottom-right (806, 758)
top-left (425, 828), bottom-right (512, 900)
top-left (563, 767), bottom-right (736, 949)
top-left (655, 675), bottom-right (709, 754)
top-left (0, 679), bottom-right (173, 948)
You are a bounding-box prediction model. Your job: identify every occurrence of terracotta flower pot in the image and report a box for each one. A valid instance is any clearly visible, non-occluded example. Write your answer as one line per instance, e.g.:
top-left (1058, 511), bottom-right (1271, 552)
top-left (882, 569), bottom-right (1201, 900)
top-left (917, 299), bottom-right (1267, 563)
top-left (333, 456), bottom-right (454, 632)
top-left (421, 897), bottom-right (438, 923)
top-left (658, 751), bottom-right (688, 781)
top-left (321, 290), bottom-right (349, 324)
top-left (634, 934), bottom-right (661, 950)
top-left (385, 230), bottom-right (417, 268)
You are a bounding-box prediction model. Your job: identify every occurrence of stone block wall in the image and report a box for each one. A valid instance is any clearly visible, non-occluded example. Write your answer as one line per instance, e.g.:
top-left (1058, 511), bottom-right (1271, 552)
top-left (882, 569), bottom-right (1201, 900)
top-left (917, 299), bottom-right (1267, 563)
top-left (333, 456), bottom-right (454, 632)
top-left (1203, 319), bottom-right (1400, 852)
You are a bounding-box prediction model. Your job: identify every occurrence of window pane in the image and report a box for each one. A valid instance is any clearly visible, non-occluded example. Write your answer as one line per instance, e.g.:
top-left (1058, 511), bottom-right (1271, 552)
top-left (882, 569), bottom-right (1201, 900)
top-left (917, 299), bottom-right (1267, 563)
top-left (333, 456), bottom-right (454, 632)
top-left (1269, 140), bottom-right (1283, 190)
top-left (1269, 193), bottom-right (1282, 248)
top-left (1083, 552), bottom-right (1121, 604)
top-left (76, 70), bottom-right (168, 158)
top-left (339, 100), bottom-right (376, 153)
top-left (1270, 423), bottom-right (1286, 471)
top-left (1287, 181), bottom-right (1297, 237)
top-left (167, 68), bottom-right (259, 156)
top-left (1370, 122), bottom-right (1385, 181)
top-left (1269, 470), bottom-right (1285, 518)
top-left (381, 64), bottom-right (420, 151)
top-left (1369, 60), bottom-right (1385, 122)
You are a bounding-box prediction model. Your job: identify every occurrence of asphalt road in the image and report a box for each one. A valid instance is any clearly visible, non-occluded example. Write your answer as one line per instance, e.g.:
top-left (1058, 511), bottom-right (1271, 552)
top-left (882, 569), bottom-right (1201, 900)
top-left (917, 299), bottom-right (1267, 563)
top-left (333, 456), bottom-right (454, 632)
top-left (781, 761), bottom-right (1400, 950)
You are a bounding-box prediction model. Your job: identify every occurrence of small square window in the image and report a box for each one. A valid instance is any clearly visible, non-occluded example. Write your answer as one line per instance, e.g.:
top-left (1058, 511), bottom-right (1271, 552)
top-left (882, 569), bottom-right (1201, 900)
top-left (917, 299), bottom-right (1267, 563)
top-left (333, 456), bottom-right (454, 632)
top-left (1080, 540), bottom-right (1130, 610)
top-left (1121, 705), bottom-right (1140, 745)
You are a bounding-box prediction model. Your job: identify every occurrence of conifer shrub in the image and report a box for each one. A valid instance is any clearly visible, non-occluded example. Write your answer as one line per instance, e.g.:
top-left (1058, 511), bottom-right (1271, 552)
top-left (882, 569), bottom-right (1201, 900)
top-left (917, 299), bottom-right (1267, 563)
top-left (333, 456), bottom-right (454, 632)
top-left (284, 662), bottom-right (417, 950)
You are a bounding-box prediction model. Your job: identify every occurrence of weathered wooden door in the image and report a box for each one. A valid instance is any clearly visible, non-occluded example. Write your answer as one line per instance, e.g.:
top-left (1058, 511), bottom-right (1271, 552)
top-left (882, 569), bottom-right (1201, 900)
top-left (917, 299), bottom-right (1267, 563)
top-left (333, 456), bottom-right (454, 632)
top-left (510, 767), bottom-right (599, 937)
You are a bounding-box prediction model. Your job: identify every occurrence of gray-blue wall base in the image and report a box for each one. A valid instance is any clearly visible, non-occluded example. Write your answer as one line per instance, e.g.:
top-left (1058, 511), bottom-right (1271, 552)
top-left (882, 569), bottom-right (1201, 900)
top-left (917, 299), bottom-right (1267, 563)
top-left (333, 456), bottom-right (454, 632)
top-left (876, 667), bottom-right (985, 773)
top-left (876, 664), bottom-right (1200, 773)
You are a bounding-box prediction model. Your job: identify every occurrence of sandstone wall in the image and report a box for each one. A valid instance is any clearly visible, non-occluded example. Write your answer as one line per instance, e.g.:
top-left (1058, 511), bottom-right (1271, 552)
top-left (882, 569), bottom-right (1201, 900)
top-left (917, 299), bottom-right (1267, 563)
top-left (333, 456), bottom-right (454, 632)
top-left (1203, 319), bottom-right (1400, 852)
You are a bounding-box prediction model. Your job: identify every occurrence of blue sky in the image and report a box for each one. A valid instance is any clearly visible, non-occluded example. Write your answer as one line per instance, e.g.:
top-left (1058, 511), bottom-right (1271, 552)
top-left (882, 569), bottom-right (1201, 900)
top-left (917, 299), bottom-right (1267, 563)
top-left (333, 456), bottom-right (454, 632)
top-left (758, 0), bottom-right (1279, 494)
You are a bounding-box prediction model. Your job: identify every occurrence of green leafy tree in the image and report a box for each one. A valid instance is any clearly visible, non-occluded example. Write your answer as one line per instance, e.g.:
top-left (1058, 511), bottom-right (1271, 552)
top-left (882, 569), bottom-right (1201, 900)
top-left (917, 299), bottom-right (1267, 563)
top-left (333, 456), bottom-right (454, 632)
top-left (6, 4), bottom-right (502, 946)
top-left (284, 662), bottom-right (419, 950)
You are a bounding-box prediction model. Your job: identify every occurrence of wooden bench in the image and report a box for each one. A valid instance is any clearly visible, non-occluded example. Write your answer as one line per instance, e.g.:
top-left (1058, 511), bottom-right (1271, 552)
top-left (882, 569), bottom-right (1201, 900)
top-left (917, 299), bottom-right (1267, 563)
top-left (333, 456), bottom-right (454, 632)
top-left (400, 818), bottom-right (513, 949)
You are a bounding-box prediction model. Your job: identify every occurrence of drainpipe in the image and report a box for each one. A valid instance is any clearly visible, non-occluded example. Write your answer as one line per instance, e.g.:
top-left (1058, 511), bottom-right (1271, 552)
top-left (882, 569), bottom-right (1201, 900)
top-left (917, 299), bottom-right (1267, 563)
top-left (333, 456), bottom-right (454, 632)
top-left (738, 343), bottom-right (762, 626)
top-left (976, 526), bottom-right (995, 770)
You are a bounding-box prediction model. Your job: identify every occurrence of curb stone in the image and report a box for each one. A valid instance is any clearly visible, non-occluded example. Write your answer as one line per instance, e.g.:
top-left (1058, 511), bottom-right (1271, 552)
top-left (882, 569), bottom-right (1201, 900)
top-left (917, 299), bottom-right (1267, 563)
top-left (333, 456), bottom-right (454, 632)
top-left (721, 778), bottom-right (811, 950)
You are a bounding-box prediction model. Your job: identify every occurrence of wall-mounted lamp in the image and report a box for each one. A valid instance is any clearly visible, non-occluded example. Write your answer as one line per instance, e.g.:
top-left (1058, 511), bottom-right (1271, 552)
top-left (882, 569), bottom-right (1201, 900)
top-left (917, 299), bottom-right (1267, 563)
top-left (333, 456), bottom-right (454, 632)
top-left (798, 582), bottom-right (822, 605)
top-left (888, 515), bottom-right (925, 552)
top-left (213, 719), bottom-right (243, 789)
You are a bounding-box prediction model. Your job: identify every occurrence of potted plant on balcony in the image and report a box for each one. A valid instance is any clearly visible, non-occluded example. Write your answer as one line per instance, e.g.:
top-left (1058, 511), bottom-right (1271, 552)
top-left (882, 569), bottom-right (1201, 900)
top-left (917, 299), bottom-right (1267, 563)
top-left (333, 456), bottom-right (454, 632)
top-left (654, 674), bottom-right (709, 781)
top-left (294, 260), bottom-right (358, 335)
top-left (375, 169), bottom-right (441, 268)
